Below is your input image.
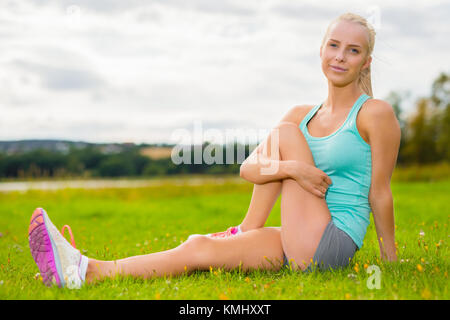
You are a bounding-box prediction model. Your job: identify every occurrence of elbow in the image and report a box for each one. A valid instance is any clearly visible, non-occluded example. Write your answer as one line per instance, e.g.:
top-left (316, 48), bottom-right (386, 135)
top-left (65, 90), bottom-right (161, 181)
top-left (369, 187), bottom-right (393, 204)
top-left (239, 162), bottom-right (259, 184)
top-left (239, 162), bottom-right (248, 180)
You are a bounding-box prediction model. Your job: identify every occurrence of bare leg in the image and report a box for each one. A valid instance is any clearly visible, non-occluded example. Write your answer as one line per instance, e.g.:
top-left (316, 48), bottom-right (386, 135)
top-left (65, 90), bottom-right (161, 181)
top-left (86, 227), bottom-right (284, 283)
top-left (276, 122), bottom-right (332, 270)
top-left (239, 182), bottom-right (281, 231)
top-left (240, 131), bottom-right (282, 231)
top-left (240, 121), bottom-right (331, 270)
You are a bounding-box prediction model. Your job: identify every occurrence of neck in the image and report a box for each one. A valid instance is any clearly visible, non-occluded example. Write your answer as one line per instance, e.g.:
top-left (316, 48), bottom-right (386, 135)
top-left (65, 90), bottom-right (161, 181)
top-left (324, 83), bottom-right (364, 113)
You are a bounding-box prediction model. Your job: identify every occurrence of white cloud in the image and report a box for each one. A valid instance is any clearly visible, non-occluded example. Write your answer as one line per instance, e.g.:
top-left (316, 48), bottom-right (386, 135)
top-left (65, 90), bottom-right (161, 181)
top-left (0, 0), bottom-right (448, 143)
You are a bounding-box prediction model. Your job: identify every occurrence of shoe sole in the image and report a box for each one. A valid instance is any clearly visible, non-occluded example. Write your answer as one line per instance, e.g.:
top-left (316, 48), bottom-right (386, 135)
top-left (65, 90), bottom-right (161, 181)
top-left (28, 208), bottom-right (64, 287)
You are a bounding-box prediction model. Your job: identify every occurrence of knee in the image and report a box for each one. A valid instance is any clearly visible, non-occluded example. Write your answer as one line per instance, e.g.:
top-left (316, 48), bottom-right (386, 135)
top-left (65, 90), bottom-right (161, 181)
top-left (275, 121), bottom-right (311, 161)
top-left (182, 235), bottom-right (212, 252)
top-left (181, 236), bottom-right (214, 267)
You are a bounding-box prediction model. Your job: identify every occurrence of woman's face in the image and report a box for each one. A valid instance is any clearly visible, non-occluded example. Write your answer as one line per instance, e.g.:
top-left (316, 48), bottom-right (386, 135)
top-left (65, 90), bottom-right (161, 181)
top-left (320, 20), bottom-right (372, 88)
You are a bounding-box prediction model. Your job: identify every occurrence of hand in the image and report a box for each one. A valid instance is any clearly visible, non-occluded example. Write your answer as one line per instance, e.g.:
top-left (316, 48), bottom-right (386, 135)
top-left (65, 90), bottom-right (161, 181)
top-left (289, 161), bottom-right (332, 198)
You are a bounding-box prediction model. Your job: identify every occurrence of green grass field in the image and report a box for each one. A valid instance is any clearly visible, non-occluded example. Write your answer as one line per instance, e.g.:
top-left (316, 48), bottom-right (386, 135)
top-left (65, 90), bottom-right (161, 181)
top-left (0, 176), bottom-right (448, 300)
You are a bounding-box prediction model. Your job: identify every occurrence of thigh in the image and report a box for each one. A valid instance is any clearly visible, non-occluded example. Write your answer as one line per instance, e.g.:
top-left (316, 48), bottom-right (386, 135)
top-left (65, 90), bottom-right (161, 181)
top-left (277, 122), bottom-right (332, 270)
top-left (280, 179), bottom-right (331, 270)
top-left (193, 227), bottom-right (284, 272)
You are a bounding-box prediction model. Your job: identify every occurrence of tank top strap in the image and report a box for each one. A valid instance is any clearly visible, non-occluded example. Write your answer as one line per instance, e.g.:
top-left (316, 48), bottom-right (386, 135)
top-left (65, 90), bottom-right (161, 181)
top-left (300, 94), bottom-right (373, 132)
top-left (299, 103), bottom-right (321, 131)
top-left (346, 94), bottom-right (372, 130)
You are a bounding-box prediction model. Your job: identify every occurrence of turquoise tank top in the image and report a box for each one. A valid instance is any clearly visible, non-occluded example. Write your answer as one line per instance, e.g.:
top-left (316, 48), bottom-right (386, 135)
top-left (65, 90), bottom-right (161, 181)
top-left (299, 93), bottom-right (372, 249)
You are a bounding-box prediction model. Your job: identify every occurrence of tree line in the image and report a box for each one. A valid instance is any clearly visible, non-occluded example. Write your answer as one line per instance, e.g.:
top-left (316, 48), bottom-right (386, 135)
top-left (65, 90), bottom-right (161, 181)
top-left (0, 72), bottom-right (448, 179)
top-left (0, 143), bottom-right (246, 178)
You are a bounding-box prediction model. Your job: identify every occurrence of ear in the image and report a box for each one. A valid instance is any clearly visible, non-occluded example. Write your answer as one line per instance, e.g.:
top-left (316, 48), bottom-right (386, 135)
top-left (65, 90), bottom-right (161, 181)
top-left (362, 55), bottom-right (372, 71)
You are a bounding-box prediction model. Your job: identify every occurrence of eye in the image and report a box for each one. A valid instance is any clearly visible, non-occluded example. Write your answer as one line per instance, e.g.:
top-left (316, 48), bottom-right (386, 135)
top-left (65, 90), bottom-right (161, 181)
top-left (351, 48), bottom-right (359, 53)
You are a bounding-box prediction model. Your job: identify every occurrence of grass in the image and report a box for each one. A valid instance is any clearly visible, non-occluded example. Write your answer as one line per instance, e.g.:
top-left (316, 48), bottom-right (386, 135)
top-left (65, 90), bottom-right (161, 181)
top-left (0, 175), bottom-right (448, 300)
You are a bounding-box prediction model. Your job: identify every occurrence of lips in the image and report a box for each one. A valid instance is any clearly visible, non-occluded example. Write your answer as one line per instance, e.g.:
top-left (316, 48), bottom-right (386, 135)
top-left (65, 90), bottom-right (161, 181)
top-left (330, 65), bottom-right (347, 71)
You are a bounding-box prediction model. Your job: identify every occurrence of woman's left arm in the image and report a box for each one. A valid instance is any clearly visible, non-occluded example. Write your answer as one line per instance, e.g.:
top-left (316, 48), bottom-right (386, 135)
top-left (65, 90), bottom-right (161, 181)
top-left (365, 100), bottom-right (401, 262)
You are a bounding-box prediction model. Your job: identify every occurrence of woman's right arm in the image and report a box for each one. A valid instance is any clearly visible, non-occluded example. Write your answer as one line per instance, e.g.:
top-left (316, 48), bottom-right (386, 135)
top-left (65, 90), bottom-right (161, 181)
top-left (239, 105), bottom-right (305, 185)
top-left (239, 144), bottom-right (297, 185)
top-left (240, 151), bottom-right (331, 198)
top-left (239, 105), bottom-right (332, 197)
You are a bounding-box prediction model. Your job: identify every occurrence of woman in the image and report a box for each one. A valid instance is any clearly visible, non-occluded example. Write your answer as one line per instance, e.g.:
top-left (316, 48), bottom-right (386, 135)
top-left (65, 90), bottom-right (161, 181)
top-left (28, 12), bottom-right (400, 289)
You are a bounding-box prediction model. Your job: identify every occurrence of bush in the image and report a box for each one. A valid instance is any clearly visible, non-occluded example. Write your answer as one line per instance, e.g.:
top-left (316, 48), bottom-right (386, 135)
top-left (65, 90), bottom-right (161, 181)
top-left (97, 156), bottom-right (136, 177)
top-left (392, 161), bottom-right (450, 182)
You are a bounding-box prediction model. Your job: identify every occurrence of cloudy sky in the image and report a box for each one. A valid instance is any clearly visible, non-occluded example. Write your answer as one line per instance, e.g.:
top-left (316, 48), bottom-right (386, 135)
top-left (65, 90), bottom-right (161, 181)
top-left (0, 0), bottom-right (448, 145)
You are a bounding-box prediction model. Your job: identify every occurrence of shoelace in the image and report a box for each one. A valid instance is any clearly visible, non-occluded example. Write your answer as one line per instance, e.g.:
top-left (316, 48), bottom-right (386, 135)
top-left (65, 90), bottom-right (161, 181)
top-left (61, 225), bottom-right (77, 249)
top-left (210, 226), bottom-right (238, 238)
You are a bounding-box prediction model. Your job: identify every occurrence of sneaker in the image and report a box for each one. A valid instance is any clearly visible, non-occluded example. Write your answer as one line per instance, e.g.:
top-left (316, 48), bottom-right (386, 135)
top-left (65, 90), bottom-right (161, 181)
top-left (187, 225), bottom-right (242, 241)
top-left (28, 208), bottom-right (88, 289)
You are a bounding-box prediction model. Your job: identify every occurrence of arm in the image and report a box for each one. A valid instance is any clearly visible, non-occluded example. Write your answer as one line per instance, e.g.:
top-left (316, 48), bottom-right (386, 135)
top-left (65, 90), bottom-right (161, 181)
top-left (240, 105), bottom-right (332, 197)
top-left (239, 146), bottom-right (298, 185)
top-left (366, 100), bottom-right (401, 262)
top-left (370, 190), bottom-right (397, 261)
top-left (240, 105), bottom-right (307, 185)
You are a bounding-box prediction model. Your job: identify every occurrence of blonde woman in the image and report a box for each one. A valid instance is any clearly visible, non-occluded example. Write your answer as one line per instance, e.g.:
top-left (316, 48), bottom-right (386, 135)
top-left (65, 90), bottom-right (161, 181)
top-left (28, 12), bottom-right (400, 288)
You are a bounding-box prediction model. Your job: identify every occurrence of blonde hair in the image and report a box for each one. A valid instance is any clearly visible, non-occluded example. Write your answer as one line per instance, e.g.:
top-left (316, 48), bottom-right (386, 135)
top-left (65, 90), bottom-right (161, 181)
top-left (321, 12), bottom-right (376, 97)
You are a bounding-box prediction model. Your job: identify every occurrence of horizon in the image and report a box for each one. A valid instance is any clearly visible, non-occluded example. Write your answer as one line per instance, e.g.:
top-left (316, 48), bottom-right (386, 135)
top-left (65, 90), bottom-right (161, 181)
top-left (0, 138), bottom-right (256, 147)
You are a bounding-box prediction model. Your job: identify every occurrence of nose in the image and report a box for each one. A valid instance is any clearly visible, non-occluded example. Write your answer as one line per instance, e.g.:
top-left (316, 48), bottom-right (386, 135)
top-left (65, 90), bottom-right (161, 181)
top-left (335, 50), bottom-right (345, 62)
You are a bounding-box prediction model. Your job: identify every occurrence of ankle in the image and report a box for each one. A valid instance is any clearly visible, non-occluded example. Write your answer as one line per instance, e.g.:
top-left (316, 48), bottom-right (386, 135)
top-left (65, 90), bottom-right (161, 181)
top-left (238, 224), bottom-right (254, 232)
top-left (85, 258), bottom-right (104, 283)
top-left (85, 259), bottom-right (95, 283)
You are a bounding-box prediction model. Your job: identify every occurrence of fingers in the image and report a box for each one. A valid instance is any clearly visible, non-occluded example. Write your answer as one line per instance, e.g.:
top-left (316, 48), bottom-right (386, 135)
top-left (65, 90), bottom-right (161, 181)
top-left (319, 179), bottom-right (331, 198)
top-left (318, 187), bottom-right (326, 198)
top-left (315, 190), bottom-right (325, 198)
top-left (312, 185), bottom-right (326, 198)
top-left (321, 176), bottom-right (332, 189)
top-left (307, 183), bottom-right (325, 199)
top-left (315, 175), bottom-right (332, 199)
top-left (321, 181), bottom-right (329, 189)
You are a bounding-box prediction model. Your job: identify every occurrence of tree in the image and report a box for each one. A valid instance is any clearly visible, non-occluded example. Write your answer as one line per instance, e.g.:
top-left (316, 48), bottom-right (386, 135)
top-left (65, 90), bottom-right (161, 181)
top-left (430, 72), bottom-right (450, 161)
top-left (385, 90), bottom-right (410, 164)
top-left (403, 98), bottom-right (439, 164)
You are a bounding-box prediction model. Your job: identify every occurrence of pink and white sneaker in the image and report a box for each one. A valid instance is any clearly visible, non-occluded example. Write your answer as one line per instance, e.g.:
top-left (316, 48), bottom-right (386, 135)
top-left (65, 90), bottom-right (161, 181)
top-left (28, 208), bottom-right (88, 289)
top-left (187, 225), bottom-right (242, 241)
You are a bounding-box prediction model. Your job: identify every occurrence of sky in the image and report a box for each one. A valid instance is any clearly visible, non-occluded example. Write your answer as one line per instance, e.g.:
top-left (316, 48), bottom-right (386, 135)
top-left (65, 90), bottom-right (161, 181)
top-left (0, 0), bottom-right (449, 145)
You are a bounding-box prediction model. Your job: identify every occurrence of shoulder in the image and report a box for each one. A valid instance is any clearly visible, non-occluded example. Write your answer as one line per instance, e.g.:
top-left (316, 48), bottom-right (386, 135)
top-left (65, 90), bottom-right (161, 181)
top-left (360, 98), bottom-right (401, 144)
top-left (279, 104), bottom-right (316, 126)
top-left (360, 98), bottom-right (400, 132)
top-left (363, 98), bottom-right (396, 117)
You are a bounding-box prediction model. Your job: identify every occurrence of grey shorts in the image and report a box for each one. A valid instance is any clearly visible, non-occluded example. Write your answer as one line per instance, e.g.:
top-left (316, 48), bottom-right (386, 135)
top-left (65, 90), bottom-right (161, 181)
top-left (283, 220), bottom-right (358, 273)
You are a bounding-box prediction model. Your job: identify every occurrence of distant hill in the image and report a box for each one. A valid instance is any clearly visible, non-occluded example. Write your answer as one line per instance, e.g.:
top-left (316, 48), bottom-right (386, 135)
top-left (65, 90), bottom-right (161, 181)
top-left (0, 140), bottom-right (91, 154)
top-left (0, 140), bottom-right (174, 155)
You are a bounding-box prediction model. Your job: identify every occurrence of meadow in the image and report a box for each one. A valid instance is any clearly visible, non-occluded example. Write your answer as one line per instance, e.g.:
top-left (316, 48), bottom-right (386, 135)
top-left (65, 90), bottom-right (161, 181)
top-left (0, 174), bottom-right (448, 300)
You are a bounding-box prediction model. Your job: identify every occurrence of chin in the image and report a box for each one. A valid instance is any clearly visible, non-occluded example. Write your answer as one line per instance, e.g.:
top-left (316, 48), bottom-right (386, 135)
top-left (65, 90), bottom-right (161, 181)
top-left (325, 72), bottom-right (357, 86)
top-left (327, 76), bottom-right (353, 87)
